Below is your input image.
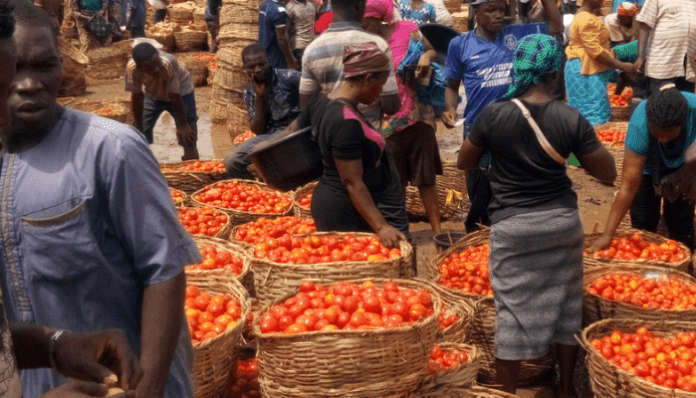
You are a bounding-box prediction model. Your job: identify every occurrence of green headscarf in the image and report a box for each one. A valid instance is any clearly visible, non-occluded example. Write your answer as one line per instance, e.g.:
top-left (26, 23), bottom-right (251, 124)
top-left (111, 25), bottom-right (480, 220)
top-left (502, 34), bottom-right (563, 101)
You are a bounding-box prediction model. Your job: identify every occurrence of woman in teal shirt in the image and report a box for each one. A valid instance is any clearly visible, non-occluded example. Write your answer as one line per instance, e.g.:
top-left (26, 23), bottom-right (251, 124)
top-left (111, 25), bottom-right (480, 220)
top-left (590, 86), bottom-right (696, 252)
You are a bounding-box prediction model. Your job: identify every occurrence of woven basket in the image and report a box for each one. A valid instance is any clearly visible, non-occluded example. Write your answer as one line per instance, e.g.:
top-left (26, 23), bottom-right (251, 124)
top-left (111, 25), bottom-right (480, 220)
top-left (424, 228), bottom-right (557, 385)
top-left (582, 229), bottom-right (691, 273)
top-left (168, 3), bottom-right (195, 22)
top-left (431, 282), bottom-right (475, 344)
top-left (174, 30), bottom-right (208, 52)
top-left (405, 161), bottom-right (470, 220)
top-left (170, 188), bottom-right (188, 208)
top-left (210, 85), bottom-right (245, 109)
top-left (595, 121), bottom-right (629, 148)
top-left (217, 25), bottom-right (257, 50)
top-left (179, 206), bottom-right (233, 240)
top-left (188, 235), bottom-right (254, 295)
top-left (191, 180), bottom-right (294, 227)
top-left (208, 98), bottom-right (229, 123)
top-left (226, 103), bottom-right (250, 142)
top-left (70, 100), bottom-right (131, 124)
top-left (216, 46), bottom-right (245, 69)
top-left (187, 277), bottom-right (249, 398)
top-left (251, 232), bottom-right (414, 306)
top-left (414, 385), bottom-right (518, 398)
top-left (227, 216), bottom-right (316, 250)
top-left (193, 7), bottom-right (207, 24)
top-left (580, 318), bottom-right (696, 398)
top-left (147, 31), bottom-right (176, 52)
top-left (160, 160), bottom-right (227, 194)
top-left (254, 278), bottom-right (440, 398)
top-left (610, 105), bottom-right (630, 122)
top-left (416, 343), bottom-right (482, 396)
top-left (220, 4), bottom-right (258, 24)
top-left (176, 53), bottom-right (209, 87)
top-left (452, 11), bottom-right (468, 33)
top-left (59, 38), bottom-right (88, 97)
top-left (443, 0), bottom-right (462, 13)
top-left (291, 180), bottom-right (317, 218)
top-left (583, 265), bottom-right (696, 326)
top-left (87, 47), bottom-right (128, 80)
top-left (213, 64), bottom-right (247, 92)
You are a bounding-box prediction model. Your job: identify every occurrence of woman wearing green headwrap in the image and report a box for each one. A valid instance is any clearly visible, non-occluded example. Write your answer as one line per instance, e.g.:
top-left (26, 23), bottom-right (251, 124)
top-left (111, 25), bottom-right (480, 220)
top-left (457, 34), bottom-right (617, 397)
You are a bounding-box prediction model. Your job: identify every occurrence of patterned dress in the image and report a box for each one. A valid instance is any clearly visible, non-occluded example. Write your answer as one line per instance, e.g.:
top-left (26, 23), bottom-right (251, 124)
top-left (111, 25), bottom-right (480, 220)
top-left (398, 0), bottom-right (435, 26)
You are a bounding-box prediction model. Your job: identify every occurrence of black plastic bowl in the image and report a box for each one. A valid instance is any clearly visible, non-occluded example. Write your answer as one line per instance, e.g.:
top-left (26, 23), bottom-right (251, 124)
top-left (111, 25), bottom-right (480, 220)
top-left (432, 232), bottom-right (467, 251)
top-left (246, 126), bottom-right (323, 191)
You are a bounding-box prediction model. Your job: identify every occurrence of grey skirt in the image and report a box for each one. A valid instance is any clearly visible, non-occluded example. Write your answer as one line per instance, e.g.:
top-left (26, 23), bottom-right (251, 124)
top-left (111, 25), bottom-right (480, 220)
top-left (489, 207), bottom-right (584, 361)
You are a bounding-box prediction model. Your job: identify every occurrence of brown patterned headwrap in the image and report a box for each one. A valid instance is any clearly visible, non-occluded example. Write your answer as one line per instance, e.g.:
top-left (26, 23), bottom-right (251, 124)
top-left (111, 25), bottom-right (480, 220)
top-left (343, 42), bottom-right (391, 79)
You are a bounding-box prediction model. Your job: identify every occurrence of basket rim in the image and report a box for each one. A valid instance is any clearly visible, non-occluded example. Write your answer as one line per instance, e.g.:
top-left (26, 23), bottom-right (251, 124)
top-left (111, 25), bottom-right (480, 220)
top-left (187, 235), bottom-right (251, 279)
top-left (177, 205), bottom-right (231, 239)
top-left (190, 179), bottom-right (294, 217)
top-left (160, 159), bottom-right (226, 175)
top-left (252, 277), bottom-right (442, 339)
top-left (291, 180), bottom-right (318, 210)
top-left (583, 228), bottom-right (692, 268)
top-left (228, 215), bottom-right (316, 249)
top-left (420, 342), bottom-right (481, 382)
top-left (189, 278), bottom-right (250, 350)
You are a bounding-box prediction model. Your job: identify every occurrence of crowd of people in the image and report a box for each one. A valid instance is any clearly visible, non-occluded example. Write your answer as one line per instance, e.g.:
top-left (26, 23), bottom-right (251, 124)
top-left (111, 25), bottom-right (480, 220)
top-left (0, 0), bottom-right (691, 395)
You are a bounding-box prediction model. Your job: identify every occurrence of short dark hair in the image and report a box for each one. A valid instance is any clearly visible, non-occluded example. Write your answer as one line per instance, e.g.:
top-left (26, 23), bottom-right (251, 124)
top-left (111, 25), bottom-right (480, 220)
top-left (132, 43), bottom-right (159, 65)
top-left (646, 87), bottom-right (688, 128)
top-left (0, 0), bottom-right (14, 40)
top-left (14, 0), bottom-right (58, 40)
top-left (241, 44), bottom-right (267, 65)
top-left (331, 0), bottom-right (364, 13)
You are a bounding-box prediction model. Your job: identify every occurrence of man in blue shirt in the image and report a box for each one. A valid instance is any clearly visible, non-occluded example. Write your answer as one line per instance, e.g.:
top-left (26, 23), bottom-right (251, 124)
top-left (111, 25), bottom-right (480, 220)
top-left (259, 0), bottom-right (299, 70)
top-left (590, 87), bottom-right (696, 253)
top-left (443, 0), bottom-right (562, 232)
top-left (224, 44), bottom-right (301, 180)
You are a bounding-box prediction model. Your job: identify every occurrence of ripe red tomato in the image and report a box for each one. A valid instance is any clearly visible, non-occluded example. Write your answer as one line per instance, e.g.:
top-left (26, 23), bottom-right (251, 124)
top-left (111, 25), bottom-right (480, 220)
top-left (185, 287), bottom-right (241, 343)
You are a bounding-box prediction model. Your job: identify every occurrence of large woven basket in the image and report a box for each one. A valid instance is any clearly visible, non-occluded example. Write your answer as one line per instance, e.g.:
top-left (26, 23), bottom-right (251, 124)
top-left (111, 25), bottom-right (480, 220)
top-left (251, 232), bottom-right (413, 306)
top-left (70, 100), bottom-right (131, 124)
top-left (405, 161), bottom-right (470, 220)
top-left (191, 180), bottom-right (294, 227)
top-left (159, 160), bottom-right (227, 194)
top-left (188, 235), bottom-right (253, 294)
top-left (583, 265), bottom-right (696, 326)
top-left (291, 180), bottom-right (317, 218)
top-left (595, 121), bottom-right (629, 148)
top-left (174, 30), bottom-right (208, 52)
top-left (220, 4), bottom-right (258, 24)
top-left (452, 11), bottom-right (468, 33)
top-left (582, 229), bottom-right (691, 273)
top-left (59, 38), bottom-right (88, 97)
top-left (168, 1), bottom-right (196, 22)
top-left (208, 98), bottom-right (229, 123)
top-left (213, 64), bottom-right (247, 92)
top-left (443, 0), bottom-right (462, 13)
top-left (430, 282), bottom-right (474, 344)
top-left (610, 105), bottom-right (630, 122)
top-left (87, 47), bottom-right (128, 80)
top-left (416, 343), bottom-right (482, 397)
top-left (176, 53), bottom-right (209, 87)
top-left (580, 318), bottom-right (696, 398)
top-left (178, 206), bottom-right (233, 240)
top-left (217, 24), bottom-right (258, 49)
top-left (254, 278), bottom-right (441, 398)
top-left (170, 188), bottom-right (188, 208)
top-left (187, 277), bottom-right (249, 398)
top-left (211, 85), bottom-right (245, 109)
top-left (414, 385), bottom-right (517, 398)
top-left (228, 216), bottom-right (316, 250)
top-left (424, 229), bottom-right (557, 385)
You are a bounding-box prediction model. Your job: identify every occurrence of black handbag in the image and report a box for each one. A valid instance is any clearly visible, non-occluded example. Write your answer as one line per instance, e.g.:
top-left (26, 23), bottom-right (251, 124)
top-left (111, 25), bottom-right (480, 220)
top-left (84, 12), bottom-right (115, 43)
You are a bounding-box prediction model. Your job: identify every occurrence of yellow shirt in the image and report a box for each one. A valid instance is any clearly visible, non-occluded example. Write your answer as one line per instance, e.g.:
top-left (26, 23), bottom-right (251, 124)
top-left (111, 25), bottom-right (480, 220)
top-left (566, 11), bottom-right (613, 75)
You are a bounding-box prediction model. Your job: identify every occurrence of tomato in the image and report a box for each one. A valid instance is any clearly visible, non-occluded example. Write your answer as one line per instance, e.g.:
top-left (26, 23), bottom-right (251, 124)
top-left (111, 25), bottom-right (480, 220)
top-left (194, 181), bottom-right (292, 215)
top-left (178, 207), bottom-right (228, 238)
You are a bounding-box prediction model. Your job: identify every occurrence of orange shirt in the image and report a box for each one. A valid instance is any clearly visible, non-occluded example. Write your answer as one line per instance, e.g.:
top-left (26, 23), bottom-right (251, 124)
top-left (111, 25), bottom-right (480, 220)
top-left (565, 11), bottom-right (613, 75)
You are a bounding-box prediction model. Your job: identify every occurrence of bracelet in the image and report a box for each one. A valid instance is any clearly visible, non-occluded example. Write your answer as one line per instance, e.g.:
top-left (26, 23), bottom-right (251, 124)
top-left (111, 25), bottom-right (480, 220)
top-left (48, 329), bottom-right (68, 371)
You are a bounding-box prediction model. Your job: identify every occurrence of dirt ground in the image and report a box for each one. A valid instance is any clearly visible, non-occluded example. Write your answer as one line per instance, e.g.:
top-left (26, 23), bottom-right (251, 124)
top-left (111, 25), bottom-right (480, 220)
top-left (67, 75), bottom-right (619, 398)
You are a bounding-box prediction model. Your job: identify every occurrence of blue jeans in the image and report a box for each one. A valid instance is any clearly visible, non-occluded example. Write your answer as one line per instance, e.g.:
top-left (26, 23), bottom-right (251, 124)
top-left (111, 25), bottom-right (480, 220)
top-left (121, 0), bottom-right (145, 27)
top-left (142, 93), bottom-right (198, 150)
top-left (223, 132), bottom-right (280, 180)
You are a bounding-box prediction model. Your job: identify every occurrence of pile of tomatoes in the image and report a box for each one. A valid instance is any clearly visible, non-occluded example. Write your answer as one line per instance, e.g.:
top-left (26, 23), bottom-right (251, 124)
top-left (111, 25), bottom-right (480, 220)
top-left (178, 206), bottom-right (228, 237)
top-left (173, 160), bottom-right (226, 173)
top-left (226, 358), bottom-right (260, 398)
top-left (592, 327), bottom-right (696, 391)
top-left (427, 345), bottom-right (469, 375)
top-left (258, 280), bottom-right (435, 334)
top-left (186, 244), bottom-right (245, 275)
top-left (299, 193), bottom-right (313, 208)
top-left (170, 188), bottom-right (185, 204)
top-left (233, 217), bottom-right (316, 245)
top-left (587, 272), bottom-right (696, 310)
top-left (438, 305), bottom-right (459, 332)
top-left (185, 285), bottom-right (243, 343)
top-left (194, 53), bottom-right (216, 62)
top-left (194, 181), bottom-right (292, 214)
top-left (608, 84), bottom-right (633, 107)
top-left (592, 232), bottom-right (687, 262)
top-left (596, 128), bottom-right (626, 146)
top-left (234, 131), bottom-right (256, 144)
top-left (437, 244), bottom-right (493, 297)
top-left (253, 233), bottom-right (401, 264)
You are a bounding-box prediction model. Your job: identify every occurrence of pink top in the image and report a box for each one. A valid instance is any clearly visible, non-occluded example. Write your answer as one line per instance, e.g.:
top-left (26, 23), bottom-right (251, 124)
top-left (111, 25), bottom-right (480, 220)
top-left (388, 21), bottom-right (419, 69)
top-left (344, 107), bottom-right (386, 150)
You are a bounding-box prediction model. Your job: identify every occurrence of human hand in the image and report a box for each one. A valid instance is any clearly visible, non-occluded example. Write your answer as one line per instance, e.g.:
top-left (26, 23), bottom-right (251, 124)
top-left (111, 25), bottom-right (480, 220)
top-left (40, 379), bottom-right (135, 398)
top-left (176, 124), bottom-right (196, 148)
top-left (377, 225), bottom-right (405, 248)
top-left (53, 329), bottom-right (143, 391)
top-left (586, 234), bottom-right (613, 255)
top-left (441, 110), bottom-right (457, 129)
top-left (415, 53), bottom-right (433, 81)
top-left (633, 58), bottom-right (645, 74)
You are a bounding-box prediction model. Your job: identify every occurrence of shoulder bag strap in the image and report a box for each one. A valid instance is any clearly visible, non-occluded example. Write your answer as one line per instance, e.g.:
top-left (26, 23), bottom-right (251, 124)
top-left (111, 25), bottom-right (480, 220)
top-left (511, 98), bottom-right (567, 166)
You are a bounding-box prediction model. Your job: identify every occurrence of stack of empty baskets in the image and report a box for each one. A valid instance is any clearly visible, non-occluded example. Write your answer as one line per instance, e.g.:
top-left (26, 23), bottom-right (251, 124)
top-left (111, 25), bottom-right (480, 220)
top-left (451, 1), bottom-right (468, 33)
top-left (208, 0), bottom-right (259, 138)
